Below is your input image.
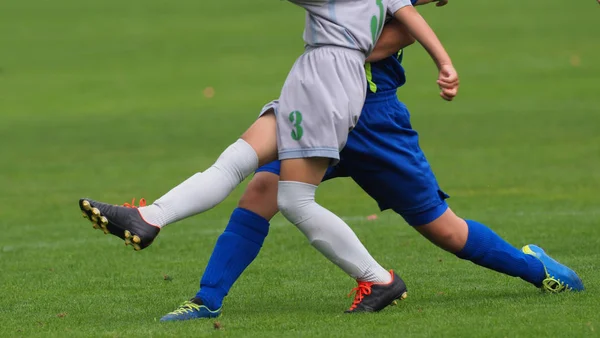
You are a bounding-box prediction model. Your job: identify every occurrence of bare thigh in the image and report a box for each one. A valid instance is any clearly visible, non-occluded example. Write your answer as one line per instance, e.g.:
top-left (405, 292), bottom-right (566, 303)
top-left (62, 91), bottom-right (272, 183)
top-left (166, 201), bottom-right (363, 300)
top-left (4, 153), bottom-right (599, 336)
top-left (280, 157), bottom-right (330, 186)
top-left (240, 110), bottom-right (278, 167)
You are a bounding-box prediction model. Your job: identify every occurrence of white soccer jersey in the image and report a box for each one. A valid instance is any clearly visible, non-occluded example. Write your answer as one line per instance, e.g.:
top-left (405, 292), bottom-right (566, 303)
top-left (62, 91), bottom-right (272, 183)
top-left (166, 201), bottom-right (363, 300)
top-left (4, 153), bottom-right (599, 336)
top-left (289, 0), bottom-right (412, 55)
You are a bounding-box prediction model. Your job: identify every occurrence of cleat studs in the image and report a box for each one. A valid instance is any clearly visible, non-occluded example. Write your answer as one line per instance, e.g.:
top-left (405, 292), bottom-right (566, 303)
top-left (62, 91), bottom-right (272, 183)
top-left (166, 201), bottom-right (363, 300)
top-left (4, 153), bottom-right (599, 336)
top-left (91, 208), bottom-right (100, 222)
top-left (125, 239), bottom-right (131, 245)
top-left (132, 235), bottom-right (141, 244)
top-left (99, 216), bottom-right (108, 226)
top-left (92, 223), bottom-right (100, 230)
top-left (82, 200), bottom-right (91, 211)
top-left (103, 229), bottom-right (110, 235)
top-left (133, 244), bottom-right (141, 251)
top-left (124, 230), bottom-right (131, 239)
top-left (400, 292), bottom-right (408, 300)
top-left (82, 212), bottom-right (89, 219)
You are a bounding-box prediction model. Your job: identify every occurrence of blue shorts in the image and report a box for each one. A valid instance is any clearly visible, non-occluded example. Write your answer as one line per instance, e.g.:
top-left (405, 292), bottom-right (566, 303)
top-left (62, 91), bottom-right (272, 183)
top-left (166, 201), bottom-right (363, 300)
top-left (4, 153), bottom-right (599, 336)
top-left (256, 90), bottom-right (449, 226)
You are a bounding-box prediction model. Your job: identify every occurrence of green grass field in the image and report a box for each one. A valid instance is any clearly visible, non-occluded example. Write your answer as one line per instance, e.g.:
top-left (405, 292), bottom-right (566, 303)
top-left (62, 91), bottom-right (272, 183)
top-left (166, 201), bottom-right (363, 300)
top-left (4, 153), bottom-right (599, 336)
top-left (1, 0), bottom-right (599, 336)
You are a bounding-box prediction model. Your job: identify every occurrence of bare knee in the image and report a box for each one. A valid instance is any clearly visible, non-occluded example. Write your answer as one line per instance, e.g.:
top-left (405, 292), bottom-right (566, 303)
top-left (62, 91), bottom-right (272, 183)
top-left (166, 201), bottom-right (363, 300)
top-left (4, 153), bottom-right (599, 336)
top-left (415, 208), bottom-right (468, 253)
top-left (238, 172), bottom-right (279, 220)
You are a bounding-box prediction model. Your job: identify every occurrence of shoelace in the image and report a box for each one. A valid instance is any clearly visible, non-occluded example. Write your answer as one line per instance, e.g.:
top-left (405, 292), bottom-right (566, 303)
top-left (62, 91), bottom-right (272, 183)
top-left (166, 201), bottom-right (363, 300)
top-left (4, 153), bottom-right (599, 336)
top-left (168, 301), bottom-right (201, 315)
top-left (347, 281), bottom-right (373, 311)
top-left (543, 276), bottom-right (571, 293)
top-left (123, 198), bottom-right (146, 208)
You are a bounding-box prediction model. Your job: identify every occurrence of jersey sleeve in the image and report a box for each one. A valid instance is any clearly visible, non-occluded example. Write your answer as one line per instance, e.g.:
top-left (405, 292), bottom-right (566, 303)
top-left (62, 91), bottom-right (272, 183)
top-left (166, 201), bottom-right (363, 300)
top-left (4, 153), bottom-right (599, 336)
top-left (387, 0), bottom-right (412, 15)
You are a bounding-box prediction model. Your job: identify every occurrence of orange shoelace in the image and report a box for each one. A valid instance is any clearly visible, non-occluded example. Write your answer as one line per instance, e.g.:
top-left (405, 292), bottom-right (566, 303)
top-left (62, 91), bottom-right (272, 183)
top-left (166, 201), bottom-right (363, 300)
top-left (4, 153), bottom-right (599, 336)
top-left (123, 198), bottom-right (147, 208)
top-left (347, 281), bottom-right (373, 311)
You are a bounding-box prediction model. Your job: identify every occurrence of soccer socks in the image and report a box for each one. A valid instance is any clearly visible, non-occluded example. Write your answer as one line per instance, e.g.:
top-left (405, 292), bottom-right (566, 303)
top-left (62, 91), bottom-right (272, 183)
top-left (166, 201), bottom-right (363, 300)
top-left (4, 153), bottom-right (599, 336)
top-left (139, 139), bottom-right (258, 227)
top-left (277, 181), bottom-right (391, 283)
top-left (456, 220), bottom-right (546, 287)
top-left (197, 208), bottom-right (270, 310)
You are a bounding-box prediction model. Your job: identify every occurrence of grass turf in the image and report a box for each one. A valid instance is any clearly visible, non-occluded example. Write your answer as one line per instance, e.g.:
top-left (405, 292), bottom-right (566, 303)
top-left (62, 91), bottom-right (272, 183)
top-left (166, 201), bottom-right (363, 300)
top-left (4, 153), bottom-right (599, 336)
top-left (1, 0), bottom-right (599, 336)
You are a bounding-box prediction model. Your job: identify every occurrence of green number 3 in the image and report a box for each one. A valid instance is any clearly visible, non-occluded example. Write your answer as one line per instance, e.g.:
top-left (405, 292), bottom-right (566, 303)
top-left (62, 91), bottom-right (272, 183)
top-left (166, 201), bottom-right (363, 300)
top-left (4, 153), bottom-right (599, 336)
top-left (370, 0), bottom-right (385, 44)
top-left (289, 111), bottom-right (303, 141)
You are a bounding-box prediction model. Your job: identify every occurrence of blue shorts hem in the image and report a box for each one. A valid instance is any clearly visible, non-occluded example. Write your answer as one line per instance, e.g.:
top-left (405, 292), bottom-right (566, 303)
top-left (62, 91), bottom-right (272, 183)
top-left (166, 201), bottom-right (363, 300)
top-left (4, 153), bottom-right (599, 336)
top-left (395, 201), bottom-right (449, 226)
top-left (255, 161), bottom-right (281, 175)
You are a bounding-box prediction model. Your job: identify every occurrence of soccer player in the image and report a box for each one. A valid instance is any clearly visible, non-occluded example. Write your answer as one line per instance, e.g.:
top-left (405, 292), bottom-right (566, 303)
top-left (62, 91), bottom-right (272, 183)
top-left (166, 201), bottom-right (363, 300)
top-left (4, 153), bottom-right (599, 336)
top-left (153, 6), bottom-right (584, 321)
top-left (80, 0), bottom-right (458, 314)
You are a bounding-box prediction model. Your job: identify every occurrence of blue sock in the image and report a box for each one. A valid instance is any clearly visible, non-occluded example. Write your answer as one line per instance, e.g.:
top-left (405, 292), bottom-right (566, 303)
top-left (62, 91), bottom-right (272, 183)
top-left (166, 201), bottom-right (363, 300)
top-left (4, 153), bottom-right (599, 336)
top-left (456, 220), bottom-right (545, 287)
top-left (197, 208), bottom-right (270, 310)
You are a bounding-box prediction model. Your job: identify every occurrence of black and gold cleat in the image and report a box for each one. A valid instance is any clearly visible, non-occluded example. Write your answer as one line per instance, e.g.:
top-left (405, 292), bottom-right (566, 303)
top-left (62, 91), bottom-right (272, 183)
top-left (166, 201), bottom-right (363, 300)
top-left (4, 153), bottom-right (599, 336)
top-left (79, 198), bottom-right (160, 251)
top-left (345, 270), bottom-right (407, 313)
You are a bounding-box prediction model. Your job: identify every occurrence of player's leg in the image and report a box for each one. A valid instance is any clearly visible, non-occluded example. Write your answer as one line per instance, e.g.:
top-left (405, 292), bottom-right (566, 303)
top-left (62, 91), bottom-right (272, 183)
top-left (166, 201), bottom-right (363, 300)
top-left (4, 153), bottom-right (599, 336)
top-left (415, 208), bottom-right (584, 292)
top-left (275, 47), bottom-right (406, 313)
top-left (161, 164), bottom-right (281, 321)
top-left (79, 110), bottom-right (279, 250)
top-left (278, 158), bottom-right (406, 313)
top-left (344, 95), bottom-right (582, 292)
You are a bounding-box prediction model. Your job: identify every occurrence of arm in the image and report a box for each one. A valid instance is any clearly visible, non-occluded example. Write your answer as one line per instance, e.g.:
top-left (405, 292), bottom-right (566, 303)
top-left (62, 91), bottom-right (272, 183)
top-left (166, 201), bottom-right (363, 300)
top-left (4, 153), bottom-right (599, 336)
top-left (366, 19), bottom-right (415, 63)
top-left (366, 0), bottom-right (449, 63)
top-left (391, 4), bottom-right (459, 100)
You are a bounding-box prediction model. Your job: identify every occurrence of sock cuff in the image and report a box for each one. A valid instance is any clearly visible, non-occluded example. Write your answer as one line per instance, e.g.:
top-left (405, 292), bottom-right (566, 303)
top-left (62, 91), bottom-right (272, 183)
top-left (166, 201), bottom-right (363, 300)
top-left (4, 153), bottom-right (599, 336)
top-left (233, 139), bottom-right (259, 170)
top-left (225, 208), bottom-right (270, 245)
top-left (229, 208), bottom-right (270, 235)
top-left (278, 180), bottom-right (318, 192)
top-left (456, 220), bottom-right (482, 259)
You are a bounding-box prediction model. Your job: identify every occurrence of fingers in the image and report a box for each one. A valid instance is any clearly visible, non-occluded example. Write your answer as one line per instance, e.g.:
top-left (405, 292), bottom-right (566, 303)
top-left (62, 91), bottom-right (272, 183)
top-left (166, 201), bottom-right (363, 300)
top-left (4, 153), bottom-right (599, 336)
top-left (440, 87), bottom-right (457, 101)
top-left (438, 64), bottom-right (459, 101)
top-left (437, 78), bottom-right (458, 88)
top-left (437, 79), bottom-right (459, 101)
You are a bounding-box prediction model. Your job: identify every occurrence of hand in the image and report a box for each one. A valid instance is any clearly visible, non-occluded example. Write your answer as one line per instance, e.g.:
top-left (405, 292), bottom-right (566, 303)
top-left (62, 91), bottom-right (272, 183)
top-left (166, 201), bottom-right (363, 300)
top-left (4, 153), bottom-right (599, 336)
top-left (437, 64), bottom-right (459, 101)
top-left (436, 0), bottom-right (449, 7)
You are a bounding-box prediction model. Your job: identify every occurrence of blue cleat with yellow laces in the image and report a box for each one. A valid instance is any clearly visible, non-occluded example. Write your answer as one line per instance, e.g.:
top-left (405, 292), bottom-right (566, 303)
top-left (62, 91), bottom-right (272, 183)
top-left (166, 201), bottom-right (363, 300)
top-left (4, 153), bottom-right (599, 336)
top-left (160, 298), bottom-right (221, 322)
top-left (522, 244), bottom-right (584, 292)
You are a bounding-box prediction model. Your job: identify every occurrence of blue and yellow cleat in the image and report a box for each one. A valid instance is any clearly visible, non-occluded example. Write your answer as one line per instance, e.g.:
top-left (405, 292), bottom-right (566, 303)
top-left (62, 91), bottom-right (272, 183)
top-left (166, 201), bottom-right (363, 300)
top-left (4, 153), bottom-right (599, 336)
top-left (522, 244), bottom-right (584, 292)
top-left (160, 299), bottom-right (221, 322)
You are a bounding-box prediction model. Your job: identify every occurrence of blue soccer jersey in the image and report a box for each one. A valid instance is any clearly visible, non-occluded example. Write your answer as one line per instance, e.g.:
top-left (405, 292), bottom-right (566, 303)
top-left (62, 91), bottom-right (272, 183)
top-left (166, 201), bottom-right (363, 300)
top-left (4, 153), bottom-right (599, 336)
top-left (366, 50), bottom-right (406, 94)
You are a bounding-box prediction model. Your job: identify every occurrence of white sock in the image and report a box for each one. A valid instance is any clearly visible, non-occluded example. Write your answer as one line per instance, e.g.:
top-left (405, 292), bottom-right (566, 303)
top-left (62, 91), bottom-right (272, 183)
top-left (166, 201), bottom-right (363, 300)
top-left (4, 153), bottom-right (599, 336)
top-left (277, 181), bottom-right (391, 283)
top-left (139, 139), bottom-right (258, 227)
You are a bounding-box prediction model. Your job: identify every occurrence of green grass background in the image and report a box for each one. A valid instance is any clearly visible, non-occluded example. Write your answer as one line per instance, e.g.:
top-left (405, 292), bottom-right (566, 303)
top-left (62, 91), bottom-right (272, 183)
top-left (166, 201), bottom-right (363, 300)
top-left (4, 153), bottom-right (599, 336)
top-left (1, 1), bottom-right (599, 337)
